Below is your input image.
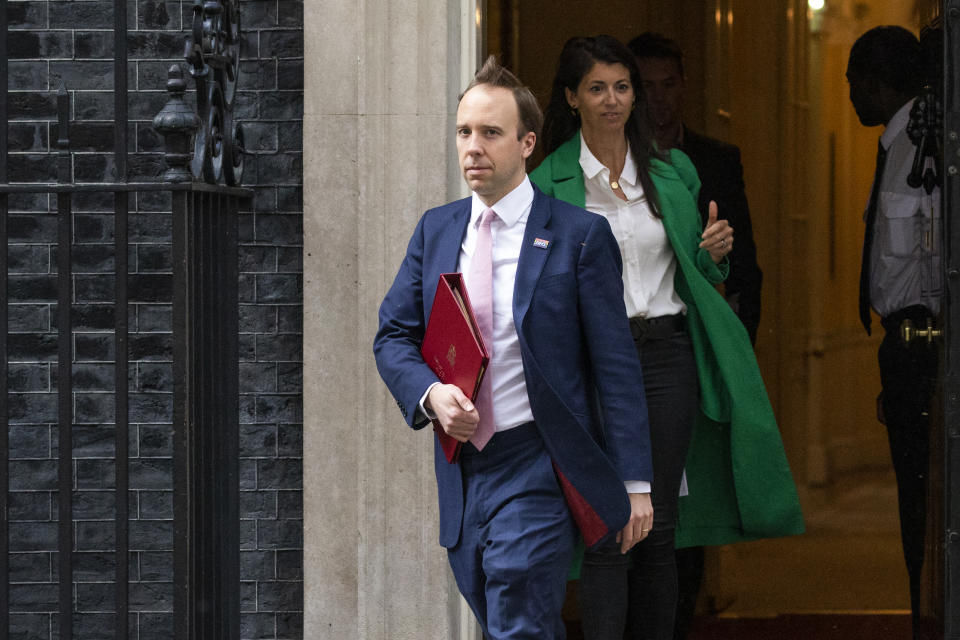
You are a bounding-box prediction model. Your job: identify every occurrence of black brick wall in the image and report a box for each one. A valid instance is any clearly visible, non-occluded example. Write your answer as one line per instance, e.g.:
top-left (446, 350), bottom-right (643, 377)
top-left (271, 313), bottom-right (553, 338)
top-left (6, 1), bottom-right (304, 638)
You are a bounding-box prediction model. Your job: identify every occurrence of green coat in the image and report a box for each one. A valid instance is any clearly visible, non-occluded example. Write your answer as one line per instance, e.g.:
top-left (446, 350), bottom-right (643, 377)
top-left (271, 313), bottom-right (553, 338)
top-left (530, 133), bottom-right (804, 548)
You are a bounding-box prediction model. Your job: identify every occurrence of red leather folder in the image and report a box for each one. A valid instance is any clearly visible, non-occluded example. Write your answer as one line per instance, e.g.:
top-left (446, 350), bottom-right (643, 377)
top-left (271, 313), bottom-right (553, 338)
top-left (421, 273), bottom-right (490, 463)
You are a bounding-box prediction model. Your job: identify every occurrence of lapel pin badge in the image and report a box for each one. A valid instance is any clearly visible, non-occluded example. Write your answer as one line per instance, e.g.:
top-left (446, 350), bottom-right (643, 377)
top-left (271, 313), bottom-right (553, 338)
top-left (533, 238), bottom-right (550, 249)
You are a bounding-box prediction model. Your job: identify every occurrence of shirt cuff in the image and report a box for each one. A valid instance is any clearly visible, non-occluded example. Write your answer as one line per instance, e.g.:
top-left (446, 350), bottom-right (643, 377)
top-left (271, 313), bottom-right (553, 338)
top-left (417, 382), bottom-right (441, 422)
top-left (624, 481), bottom-right (651, 494)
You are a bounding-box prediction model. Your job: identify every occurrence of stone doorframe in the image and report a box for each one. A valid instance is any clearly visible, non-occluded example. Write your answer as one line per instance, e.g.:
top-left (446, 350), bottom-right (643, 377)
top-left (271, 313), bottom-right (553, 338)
top-left (303, 0), bottom-right (484, 637)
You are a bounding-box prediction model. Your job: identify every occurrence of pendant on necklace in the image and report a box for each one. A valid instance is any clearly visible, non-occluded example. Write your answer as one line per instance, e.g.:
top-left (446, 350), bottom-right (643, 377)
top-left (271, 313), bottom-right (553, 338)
top-left (610, 180), bottom-right (620, 190)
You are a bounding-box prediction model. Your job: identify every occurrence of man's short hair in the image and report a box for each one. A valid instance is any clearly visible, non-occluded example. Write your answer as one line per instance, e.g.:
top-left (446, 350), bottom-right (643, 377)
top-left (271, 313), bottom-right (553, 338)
top-left (848, 26), bottom-right (923, 95)
top-left (460, 56), bottom-right (543, 139)
top-left (627, 32), bottom-right (684, 77)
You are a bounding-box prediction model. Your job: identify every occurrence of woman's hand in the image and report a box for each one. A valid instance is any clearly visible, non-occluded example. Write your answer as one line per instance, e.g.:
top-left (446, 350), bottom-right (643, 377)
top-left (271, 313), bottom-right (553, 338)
top-left (699, 200), bottom-right (734, 264)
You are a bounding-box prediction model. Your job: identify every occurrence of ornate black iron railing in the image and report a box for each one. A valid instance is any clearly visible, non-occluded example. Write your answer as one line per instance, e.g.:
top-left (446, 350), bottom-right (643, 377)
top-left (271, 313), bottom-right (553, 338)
top-left (183, 0), bottom-right (245, 186)
top-left (0, 1), bottom-right (248, 639)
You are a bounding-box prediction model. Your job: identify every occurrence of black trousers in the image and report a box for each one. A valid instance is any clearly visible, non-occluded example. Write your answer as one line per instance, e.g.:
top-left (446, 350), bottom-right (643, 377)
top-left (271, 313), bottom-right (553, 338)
top-left (672, 546), bottom-right (703, 639)
top-left (878, 306), bottom-right (939, 633)
top-left (579, 328), bottom-right (698, 640)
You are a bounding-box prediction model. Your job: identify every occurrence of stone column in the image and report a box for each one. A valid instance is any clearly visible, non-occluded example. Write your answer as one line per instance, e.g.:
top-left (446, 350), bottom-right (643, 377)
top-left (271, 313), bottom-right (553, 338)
top-left (303, 1), bottom-right (472, 638)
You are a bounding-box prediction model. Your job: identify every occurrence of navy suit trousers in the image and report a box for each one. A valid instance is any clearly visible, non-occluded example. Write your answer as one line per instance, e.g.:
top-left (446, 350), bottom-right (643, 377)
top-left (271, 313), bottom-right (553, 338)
top-left (447, 423), bottom-right (577, 639)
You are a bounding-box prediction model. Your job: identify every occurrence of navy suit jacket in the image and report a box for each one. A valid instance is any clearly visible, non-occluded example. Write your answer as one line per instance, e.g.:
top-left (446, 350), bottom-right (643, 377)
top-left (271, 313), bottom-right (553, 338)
top-left (374, 185), bottom-right (652, 548)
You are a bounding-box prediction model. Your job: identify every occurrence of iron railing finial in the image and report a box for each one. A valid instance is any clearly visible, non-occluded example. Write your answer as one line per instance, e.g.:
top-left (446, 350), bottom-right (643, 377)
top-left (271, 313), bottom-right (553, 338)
top-left (153, 65), bottom-right (201, 183)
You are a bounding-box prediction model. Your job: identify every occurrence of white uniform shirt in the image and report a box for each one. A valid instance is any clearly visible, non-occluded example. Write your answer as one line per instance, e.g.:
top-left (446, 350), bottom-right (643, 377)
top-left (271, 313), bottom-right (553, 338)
top-left (868, 98), bottom-right (942, 317)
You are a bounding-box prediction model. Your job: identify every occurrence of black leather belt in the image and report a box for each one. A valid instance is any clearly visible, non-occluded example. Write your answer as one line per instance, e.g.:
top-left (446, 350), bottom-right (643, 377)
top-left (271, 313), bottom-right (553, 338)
top-left (880, 305), bottom-right (935, 334)
top-left (629, 314), bottom-right (686, 343)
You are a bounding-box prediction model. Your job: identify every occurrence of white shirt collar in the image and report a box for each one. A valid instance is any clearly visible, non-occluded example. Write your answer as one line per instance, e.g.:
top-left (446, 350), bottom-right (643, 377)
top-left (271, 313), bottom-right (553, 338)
top-left (881, 97), bottom-right (916, 151)
top-left (578, 132), bottom-right (638, 186)
top-left (470, 175), bottom-right (533, 228)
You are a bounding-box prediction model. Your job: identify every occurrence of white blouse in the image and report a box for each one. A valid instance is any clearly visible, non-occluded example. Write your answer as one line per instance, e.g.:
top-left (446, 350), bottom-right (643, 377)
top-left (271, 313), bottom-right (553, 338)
top-left (579, 135), bottom-right (686, 319)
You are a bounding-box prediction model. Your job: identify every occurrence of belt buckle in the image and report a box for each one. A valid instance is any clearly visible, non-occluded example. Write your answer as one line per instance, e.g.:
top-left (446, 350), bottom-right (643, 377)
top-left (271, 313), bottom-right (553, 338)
top-left (900, 316), bottom-right (941, 346)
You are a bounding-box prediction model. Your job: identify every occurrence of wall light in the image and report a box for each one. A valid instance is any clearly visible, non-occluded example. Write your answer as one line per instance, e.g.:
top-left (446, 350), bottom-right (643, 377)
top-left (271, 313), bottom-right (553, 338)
top-left (809, 0), bottom-right (825, 10)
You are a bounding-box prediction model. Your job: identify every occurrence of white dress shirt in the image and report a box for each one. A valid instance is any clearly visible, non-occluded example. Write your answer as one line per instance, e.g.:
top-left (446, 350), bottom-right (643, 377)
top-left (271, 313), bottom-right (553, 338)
top-left (417, 178), bottom-right (536, 432)
top-left (580, 135), bottom-right (686, 320)
top-left (868, 98), bottom-right (942, 317)
top-left (421, 176), bottom-right (647, 492)
top-left (457, 178), bottom-right (536, 432)
top-left (580, 136), bottom-right (680, 496)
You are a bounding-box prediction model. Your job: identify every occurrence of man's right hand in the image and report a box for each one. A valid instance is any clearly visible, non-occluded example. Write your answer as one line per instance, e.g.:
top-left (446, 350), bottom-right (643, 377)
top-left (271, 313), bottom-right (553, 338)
top-left (616, 492), bottom-right (654, 553)
top-left (425, 384), bottom-right (480, 442)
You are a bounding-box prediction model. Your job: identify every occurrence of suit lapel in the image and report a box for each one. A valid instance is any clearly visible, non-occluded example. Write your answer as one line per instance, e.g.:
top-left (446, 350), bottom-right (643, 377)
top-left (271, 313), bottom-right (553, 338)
top-left (424, 199), bottom-right (471, 319)
top-left (514, 189), bottom-right (554, 328)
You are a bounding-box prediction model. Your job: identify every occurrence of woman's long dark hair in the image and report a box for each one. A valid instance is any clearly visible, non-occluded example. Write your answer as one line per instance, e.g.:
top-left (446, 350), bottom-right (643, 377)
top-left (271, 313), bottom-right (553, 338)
top-left (542, 35), bottom-right (663, 215)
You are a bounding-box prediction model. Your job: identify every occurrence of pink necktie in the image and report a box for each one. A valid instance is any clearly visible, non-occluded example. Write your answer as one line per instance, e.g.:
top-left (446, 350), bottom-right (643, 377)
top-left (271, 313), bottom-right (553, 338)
top-left (468, 208), bottom-right (497, 450)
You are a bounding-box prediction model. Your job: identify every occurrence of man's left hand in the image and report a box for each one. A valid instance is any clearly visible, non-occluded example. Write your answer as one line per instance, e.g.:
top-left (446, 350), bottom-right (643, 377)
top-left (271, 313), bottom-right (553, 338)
top-left (616, 492), bottom-right (654, 553)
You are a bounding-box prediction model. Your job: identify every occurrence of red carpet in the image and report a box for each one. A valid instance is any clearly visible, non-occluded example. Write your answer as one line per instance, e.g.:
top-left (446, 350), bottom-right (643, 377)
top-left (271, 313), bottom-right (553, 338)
top-left (687, 613), bottom-right (913, 639)
top-left (567, 613), bottom-right (916, 639)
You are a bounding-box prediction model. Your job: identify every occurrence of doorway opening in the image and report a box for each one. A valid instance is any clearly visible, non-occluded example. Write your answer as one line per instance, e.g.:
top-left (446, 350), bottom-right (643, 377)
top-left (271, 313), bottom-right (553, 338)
top-left (482, 0), bottom-right (944, 636)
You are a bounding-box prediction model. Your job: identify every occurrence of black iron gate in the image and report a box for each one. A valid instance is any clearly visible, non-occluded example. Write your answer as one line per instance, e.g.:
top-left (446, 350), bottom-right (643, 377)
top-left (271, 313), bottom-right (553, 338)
top-left (0, 1), bottom-right (249, 639)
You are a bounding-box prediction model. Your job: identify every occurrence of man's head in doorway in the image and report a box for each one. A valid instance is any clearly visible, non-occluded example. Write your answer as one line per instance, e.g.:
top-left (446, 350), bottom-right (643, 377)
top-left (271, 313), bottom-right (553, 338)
top-left (628, 32), bottom-right (685, 149)
top-left (846, 26), bottom-right (923, 128)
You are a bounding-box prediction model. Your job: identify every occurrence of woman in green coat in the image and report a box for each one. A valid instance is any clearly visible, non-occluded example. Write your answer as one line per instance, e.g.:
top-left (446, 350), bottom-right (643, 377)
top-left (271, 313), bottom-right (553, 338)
top-left (530, 35), bottom-right (803, 640)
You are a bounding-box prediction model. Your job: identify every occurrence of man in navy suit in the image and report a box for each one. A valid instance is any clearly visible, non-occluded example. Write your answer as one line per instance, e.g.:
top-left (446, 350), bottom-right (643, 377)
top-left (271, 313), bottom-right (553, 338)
top-left (373, 58), bottom-right (653, 639)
